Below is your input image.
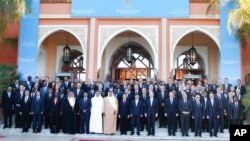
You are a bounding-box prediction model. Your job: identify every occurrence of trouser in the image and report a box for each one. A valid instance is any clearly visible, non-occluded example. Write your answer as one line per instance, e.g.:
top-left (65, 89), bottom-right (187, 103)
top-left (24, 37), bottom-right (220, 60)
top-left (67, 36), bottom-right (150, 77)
top-left (194, 117), bottom-right (202, 136)
top-left (208, 117), bottom-right (218, 136)
top-left (132, 115), bottom-right (140, 133)
top-left (167, 113), bottom-right (177, 135)
top-left (21, 113), bottom-right (31, 132)
top-left (147, 114), bottom-right (156, 135)
top-left (3, 110), bottom-right (13, 127)
top-left (120, 115), bottom-right (128, 134)
top-left (158, 105), bottom-right (166, 127)
top-left (181, 114), bottom-right (190, 135)
top-left (80, 113), bottom-right (90, 133)
top-left (33, 114), bottom-right (42, 132)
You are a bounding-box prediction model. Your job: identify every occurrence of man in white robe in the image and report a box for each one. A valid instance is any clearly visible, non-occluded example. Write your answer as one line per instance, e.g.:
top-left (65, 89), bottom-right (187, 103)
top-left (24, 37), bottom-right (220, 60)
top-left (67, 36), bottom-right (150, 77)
top-left (89, 91), bottom-right (104, 133)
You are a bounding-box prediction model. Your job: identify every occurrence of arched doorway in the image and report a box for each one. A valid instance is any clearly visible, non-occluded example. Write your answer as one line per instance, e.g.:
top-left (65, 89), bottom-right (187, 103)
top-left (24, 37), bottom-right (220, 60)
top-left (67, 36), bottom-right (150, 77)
top-left (111, 42), bottom-right (154, 81)
top-left (99, 31), bottom-right (155, 81)
top-left (37, 30), bottom-right (85, 80)
top-left (173, 31), bottom-right (220, 83)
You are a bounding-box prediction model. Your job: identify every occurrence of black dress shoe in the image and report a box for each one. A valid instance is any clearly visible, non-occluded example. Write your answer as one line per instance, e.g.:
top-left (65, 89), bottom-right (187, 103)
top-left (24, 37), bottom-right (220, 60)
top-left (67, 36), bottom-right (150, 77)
top-left (169, 133), bottom-right (171, 136)
top-left (152, 134), bottom-right (155, 136)
top-left (214, 135), bottom-right (218, 137)
top-left (186, 134), bottom-right (189, 136)
top-left (137, 132), bottom-right (140, 136)
top-left (199, 135), bottom-right (202, 137)
top-left (220, 131), bottom-right (224, 133)
top-left (131, 132), bottom-right (134, 135)
top-left (147, 133), bottom-right (151, 136)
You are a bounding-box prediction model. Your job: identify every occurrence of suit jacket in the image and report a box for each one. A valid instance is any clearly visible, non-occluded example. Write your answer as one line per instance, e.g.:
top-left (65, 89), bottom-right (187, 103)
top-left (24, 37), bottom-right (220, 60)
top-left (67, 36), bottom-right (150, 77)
top-left (179, 99), bottom-right (192, 115)
top-left (79, 97), bottom-right (91, 115)
top-left (20, 96), bottom-right (32, 114)
top-left (49, 97), bottom-right (61, 115)
top-left (1, 91), bottom-right (15, 111)
top-left (215, 94), bottom-right (226, 115)
top-left (235, 85), bottom-right (246, 96)
top-left (206, 99), bottom-right (220, 118)
top-left (222, 83), bottom-right (232, 93)
top-left (192, 101), bottom-right (205, 118)
top-left (145, 98), bottom-right (158, 115)
top-left (130, 100), bottom-right (143, 116)
top-left (15, 90), bottom-right (25, 109)
top-left (73, 89), bottom-right (84, 100)
top-left (39, 87), bottom-right (49, 97)
top-left (166, 83), bottom-right (177, 92)
top-left (230, 102), bottom-right (243, 120)
top-left (25, 81), bottom-right (34, 90)
top-left (157, 91), bottom-right (168, 105)
top-left (164, 97), bottom-right (179, 115)
top-left (118, 99), bottom-right (130, 117)
top-left (31, 97), bottom-right (44, 114)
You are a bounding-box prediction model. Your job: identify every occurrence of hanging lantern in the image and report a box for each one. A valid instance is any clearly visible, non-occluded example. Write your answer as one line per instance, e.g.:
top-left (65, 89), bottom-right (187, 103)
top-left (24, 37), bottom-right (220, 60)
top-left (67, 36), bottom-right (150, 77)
top-left (63, 45), bottom-right (70, 64)
top-left (126, 47), bottom-right (133, 63)
top-left (79, 56), bottom-right (83, 68)
top-left (189, 46), bottom-right (197, 65)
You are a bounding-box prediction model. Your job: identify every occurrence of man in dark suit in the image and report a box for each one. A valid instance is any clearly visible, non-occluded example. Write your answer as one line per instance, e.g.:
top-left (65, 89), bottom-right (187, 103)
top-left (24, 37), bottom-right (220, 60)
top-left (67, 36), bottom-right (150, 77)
top-left (118, 93), bottom-right (130, 135)
top-left (79, 92), bottom-right (91, 134)
top-left (235, 79), bottom-right (246, 96)
top-left (215, 87), bottom-right (227, 133)
top-left (31, 91), bottom-right (44, 133)
top-left (25, 75), bottom-right (34, 91)
top-left (157, 85), bottom-right (167, 128)
top-left (39, 81), bottom-right (49, 97)
top-left (15, 84), bottom-right (25, 128)
top-left (20, 90), bottom-right (32, 132)
top-left (74, 82), bottom-right (84, 100)
top-left (164, 91), bottom-right (179, 136)
top-left (222, 77), bottom-right (232, 94)
top-left (230, 96), bottom-right (243, 125)
top-left (130, 93), bottom-right (143, 136)
top-left (192, 94), bottom-right (205, 137)
top-left (206, 93), bottom-right (220, 137)
top-left (44, 88), bottom-right (53, 129)
top-left (166, 78), bottom-right (176, 92)
top-left (145, 91), bottom-right (158, 136)
top-left (63, 76), bottom-right (71, 90)
top-left (1, 86), bottom-right (15, 128)
top-left (179, 92), bottom-right (192, 136)
top-left (139, 87), bottom-right (148, 131)
top-left (11, 79), bottom-right (20, 93)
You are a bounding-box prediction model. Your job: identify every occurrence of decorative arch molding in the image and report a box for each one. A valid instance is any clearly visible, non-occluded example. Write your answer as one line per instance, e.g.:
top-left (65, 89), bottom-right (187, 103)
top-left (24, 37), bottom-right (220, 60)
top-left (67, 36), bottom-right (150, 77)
top-left (98, 25), bottom-right (159, 71)
top-left (38, 25), bottom-right (88, 53)
top-left (170, 25), bottom-right (220, 69)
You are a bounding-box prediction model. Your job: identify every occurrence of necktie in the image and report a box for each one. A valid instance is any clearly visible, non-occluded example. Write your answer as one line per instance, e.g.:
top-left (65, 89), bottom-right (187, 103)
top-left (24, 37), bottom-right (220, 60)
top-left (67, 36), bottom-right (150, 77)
top-left (170, 98), bottom-right (173, 104)
top-left (211, 101), bottom-right (213, 106)
top-left (197, 101), bottom-right (200, 106)
top-left (123, 99), bottom-right (126, 103)
top-left (151, 99), bottom-right (153, 106)
top-left (236, 102), bottom-right (238, 109)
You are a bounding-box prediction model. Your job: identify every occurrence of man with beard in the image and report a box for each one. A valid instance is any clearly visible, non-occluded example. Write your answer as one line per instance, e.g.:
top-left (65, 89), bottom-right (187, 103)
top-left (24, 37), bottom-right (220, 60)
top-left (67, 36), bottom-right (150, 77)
top-left (103, 90), bottom-right (118, 135)
top-left (61, 91), bottom-right (79, 134)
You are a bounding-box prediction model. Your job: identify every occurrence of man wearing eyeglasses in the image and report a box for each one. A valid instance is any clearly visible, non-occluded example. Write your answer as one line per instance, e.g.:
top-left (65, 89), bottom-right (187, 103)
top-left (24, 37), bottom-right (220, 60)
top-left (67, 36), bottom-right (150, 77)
top-left (192, 95), bottom-right (205, 137)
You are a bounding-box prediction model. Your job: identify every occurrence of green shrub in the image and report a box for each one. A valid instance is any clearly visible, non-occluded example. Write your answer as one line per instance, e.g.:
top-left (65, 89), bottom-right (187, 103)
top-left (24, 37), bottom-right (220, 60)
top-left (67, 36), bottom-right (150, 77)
top-left (0, 64), bottom-right (21, 96)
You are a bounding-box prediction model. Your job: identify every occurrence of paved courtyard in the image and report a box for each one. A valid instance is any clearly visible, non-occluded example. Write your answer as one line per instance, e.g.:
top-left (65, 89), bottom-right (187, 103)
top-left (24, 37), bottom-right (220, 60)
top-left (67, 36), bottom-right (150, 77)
top-left (0, 123), bottom-right (229, 141)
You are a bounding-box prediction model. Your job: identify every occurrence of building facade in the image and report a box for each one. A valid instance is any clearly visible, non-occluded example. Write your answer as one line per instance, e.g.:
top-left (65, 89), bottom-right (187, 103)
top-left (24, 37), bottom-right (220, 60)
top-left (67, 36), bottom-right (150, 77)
top-left (1, 0), bottom-right (248, 84)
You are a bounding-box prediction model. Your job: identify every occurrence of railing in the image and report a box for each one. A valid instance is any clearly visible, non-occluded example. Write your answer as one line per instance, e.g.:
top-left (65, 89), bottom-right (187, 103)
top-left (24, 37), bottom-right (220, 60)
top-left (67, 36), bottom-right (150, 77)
top-left (190, 0), bottom-right (210, 2)
top-left (40, 0), bottom-right (71, 3)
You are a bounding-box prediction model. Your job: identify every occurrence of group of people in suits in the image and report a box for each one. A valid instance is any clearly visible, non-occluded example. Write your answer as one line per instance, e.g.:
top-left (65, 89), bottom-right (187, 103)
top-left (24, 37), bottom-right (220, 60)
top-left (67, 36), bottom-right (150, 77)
top-left (0, 76), bottom-right (246, 137)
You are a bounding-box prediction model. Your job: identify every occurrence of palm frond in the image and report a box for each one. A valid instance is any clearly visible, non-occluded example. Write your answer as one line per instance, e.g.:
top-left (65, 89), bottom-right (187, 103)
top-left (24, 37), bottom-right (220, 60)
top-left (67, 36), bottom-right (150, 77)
top-left (206, 0), bottom-right (220, 14)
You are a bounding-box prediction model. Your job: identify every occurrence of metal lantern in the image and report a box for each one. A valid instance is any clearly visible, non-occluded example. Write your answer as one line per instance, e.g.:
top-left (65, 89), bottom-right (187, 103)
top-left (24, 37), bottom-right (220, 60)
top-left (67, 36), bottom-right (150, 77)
top-left (63, 45), bottom-right (71, 64)
top-left (126, 47), bottom-right (133, 63)
top-left (79, 56), bottom-right (83, 68)
top-left (189, 46), bottom-right (197, 65)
